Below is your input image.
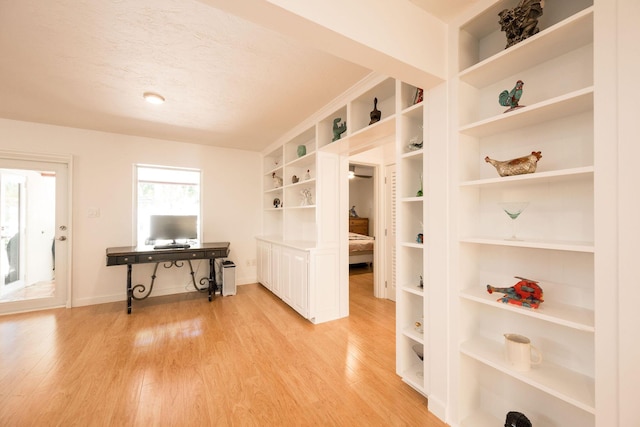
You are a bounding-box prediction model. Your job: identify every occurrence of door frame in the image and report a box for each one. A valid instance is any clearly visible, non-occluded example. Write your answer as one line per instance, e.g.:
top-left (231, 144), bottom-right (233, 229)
top-left (0, 149), bottom-right (73, 312)
top-left (346, 160), bottom-right (386, 298)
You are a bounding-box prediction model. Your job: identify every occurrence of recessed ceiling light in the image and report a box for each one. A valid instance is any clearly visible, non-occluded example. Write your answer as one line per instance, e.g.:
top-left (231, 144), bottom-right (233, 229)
top-left (143, 92), bottom-right (165, 105)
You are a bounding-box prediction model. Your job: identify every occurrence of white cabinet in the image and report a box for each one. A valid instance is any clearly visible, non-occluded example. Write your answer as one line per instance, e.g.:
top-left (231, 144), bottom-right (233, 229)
top-left (257, 239), bottom-right (282, 297)
top-left (270, 243), bottom-right (282, 298)
top-left (281, 246), bottom-right (308, 318)
top-left (451, 1), bottom-right (596, 425)
top-left (256, 239), bottom-right (270, 289)
top-left (256, 238), bottom-right (311, 320)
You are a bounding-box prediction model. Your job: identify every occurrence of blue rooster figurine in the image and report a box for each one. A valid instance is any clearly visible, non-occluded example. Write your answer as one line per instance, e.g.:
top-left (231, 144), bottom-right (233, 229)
top-left (499, 80), bottom-right (525, 113)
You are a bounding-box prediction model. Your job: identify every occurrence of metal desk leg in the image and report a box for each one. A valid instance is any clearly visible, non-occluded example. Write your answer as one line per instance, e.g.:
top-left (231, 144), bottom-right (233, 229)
top-left (127, 264), bottom-right (132, 314)
top-left (208, 258), bottom-right (216, 301)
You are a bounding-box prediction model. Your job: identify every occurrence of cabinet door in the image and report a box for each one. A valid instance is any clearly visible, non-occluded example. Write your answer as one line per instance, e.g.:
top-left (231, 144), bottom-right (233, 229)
top-left (270, 244), bottom-right (282, 297)
top-left (288, 248), bottom-right (309, 318)
top-left (257, 241), bottom-right (271, 289)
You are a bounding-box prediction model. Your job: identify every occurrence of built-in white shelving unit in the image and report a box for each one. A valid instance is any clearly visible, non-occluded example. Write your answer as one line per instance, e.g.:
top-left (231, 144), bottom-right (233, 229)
top-left (396, 82), bottom-right (429, 396)
top-left (452, 1), bottom-right (595, 425)
top-left (258, 75), bottom-right (403, 325)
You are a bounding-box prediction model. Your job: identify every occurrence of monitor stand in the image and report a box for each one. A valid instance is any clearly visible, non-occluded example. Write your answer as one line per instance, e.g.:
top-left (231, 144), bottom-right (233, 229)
top-left (153, 240), bottom-right (191, 250)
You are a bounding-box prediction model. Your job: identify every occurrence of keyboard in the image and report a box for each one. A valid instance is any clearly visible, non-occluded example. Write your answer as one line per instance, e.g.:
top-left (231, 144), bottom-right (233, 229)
top-left (153, 243), bottom-right (191, 250)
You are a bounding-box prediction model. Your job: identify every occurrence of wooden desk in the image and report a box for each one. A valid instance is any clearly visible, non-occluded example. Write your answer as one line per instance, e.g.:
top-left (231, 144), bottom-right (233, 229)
top-left (106, 242), bottom-right (230, 313)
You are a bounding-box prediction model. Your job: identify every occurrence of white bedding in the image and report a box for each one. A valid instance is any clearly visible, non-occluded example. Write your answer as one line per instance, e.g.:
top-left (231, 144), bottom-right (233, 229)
top-left (349, 232), bottom-right (374, 252)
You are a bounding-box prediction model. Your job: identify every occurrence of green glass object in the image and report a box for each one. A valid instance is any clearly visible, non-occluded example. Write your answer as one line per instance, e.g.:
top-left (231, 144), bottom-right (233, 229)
top-left (332, 118), bottom-right (347, 141)
top-left (297, 145), bottom-right (306, 157)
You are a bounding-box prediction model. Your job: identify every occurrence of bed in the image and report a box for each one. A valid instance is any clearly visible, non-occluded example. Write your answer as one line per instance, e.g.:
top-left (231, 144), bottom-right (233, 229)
top-left (349, 232), bottom-right (374, 265)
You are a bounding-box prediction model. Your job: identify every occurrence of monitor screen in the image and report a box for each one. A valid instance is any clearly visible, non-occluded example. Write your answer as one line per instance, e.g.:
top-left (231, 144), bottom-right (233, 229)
top-left (149, 215), bottom-right (197, 242)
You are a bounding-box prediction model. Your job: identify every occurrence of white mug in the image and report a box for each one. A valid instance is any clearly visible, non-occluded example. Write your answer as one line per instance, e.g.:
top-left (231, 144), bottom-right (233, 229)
top-left (504, 333), bottom-right (542, 372)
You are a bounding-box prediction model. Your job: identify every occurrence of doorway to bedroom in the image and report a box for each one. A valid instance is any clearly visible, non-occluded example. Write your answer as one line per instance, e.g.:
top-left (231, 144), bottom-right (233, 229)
top-left (348, 163), bottom-right (376, 296)
top-left (347, 157), bottom-right (395, 302)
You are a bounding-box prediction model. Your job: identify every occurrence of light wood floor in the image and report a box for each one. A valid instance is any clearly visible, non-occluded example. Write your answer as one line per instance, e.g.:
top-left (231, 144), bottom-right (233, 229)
top-left (0, 273), bottom-right (447, 426)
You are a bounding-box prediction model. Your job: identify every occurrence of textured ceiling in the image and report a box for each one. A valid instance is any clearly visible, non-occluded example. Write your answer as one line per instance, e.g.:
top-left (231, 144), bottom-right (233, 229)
top-left (0, 0), bottom-right (472, 152)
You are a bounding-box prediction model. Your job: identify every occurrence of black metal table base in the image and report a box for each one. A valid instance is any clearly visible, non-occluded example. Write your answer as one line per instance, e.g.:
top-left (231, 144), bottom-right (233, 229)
top-left (125, 259), bottom-right (219, 314)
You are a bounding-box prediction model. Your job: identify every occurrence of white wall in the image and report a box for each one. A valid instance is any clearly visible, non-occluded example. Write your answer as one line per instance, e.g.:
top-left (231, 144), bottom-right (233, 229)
top-left (348, 178), bottom-right (373, 229)
top-left (0, 118), bottom-right (261, 307)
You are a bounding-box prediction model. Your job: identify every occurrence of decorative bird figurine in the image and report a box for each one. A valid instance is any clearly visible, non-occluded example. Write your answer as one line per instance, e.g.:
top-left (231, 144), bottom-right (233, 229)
top-left (272, 172), bottom-right (283, 188)
top-left (499, 80), bottom-right (525, 113)
top-left (485, 151), bottom-right (542, 177)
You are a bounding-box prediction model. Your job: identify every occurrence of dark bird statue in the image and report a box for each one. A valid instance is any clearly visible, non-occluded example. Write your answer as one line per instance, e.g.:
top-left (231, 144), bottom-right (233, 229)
top-left (499, 80), bottom-right (525, 113)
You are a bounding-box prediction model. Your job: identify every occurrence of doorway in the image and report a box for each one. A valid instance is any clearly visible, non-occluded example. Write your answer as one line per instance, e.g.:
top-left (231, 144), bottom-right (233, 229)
top-left (347, 154), bottom-right (395, 301)
top-left (348, 162), bottom-right (376, 295)
top-left (0, 153), bottom-right (70, 314)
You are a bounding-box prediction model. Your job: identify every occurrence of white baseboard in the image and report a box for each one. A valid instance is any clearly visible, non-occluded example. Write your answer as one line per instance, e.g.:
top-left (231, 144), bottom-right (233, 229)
top-left (72, 278), bottom-right (258, 308)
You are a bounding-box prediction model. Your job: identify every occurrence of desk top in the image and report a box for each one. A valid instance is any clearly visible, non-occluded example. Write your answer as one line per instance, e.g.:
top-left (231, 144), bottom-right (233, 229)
top-left (106, 242), bottom-right (230, 266)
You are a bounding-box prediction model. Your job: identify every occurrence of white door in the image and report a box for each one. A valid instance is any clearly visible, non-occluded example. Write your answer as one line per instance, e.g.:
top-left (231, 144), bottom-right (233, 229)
top-left (385, 164), bottom-right (396, 301)
top-left (0, 155), bottom-right (70, 314)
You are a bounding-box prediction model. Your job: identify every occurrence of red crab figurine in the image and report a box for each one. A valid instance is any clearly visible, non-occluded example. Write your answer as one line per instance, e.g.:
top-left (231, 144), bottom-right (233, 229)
top-left (486, 276), bottom-right (544, 308)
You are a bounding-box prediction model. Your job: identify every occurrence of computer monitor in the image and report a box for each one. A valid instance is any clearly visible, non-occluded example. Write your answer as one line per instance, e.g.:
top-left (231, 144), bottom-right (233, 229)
top-left (149, 215), bottom-right (197, 243)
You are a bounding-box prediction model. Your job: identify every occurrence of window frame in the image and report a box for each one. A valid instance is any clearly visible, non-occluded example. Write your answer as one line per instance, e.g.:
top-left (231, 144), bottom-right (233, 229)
top-left (133, 164), bottom-right (202, 247)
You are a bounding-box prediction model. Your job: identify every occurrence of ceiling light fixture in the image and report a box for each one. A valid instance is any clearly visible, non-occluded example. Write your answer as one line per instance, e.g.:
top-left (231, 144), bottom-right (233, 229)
top-left (348, 165), bottom-right (355, 179)
top-left (143, 92), bottom-right (165, 105)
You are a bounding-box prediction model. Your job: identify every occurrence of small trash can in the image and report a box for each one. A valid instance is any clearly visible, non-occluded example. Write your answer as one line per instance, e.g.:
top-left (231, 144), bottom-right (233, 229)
top-left (222, 260), bottom-right (236, 296)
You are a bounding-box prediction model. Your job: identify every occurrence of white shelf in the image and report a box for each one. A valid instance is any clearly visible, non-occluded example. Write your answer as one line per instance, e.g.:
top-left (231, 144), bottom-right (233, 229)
top-left (401, 362), bottom-right (426, 394)
top-left (459, 87), bottom-right (593, 138)
top-left (460, 166), bottom-right (593, 188)
top-left (459, 237), bottom-right (594, 253)
top-left (402, 326), bottom-right (424, 344)
top-left (285, 205), bottom-right (316, 210)
top-left (284, 178), bottom-right (316, 189)
top-left (285, 151), bottom-right (316, 167)
top-left (460, 8), bottom-right (594, 87)
top-left (400, 196), bottom-right (423, 203)
top-left (401, 149), bottom-right (423, 159)
top-left (400, 242), bottom-right (424, 249)
top-left (401, 284), bottom-right (424, 296)
top-left (460, 337), bottom-right (595, 414)
top-left (461, 286), bottom-right (594, 332)
top-left (320, 115), bottom-right (395, 155)
top-left (401, 100), bottom-right (424, 116)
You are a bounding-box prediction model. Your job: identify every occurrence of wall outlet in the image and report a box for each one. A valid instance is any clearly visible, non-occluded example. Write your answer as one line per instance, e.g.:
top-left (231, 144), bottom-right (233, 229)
top-left (88, 207), bottom-right (100, 218)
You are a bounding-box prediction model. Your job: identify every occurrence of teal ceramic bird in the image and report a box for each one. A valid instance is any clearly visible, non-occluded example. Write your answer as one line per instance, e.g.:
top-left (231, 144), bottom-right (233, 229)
top-left (499, 80), bottom-right (525, 113)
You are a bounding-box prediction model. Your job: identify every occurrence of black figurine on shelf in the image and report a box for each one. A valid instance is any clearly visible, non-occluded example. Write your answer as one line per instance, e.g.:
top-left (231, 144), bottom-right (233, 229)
top-left (369, 97), bottom-right (381, 125)
top-left (504, 411), bottom-right (532, 427)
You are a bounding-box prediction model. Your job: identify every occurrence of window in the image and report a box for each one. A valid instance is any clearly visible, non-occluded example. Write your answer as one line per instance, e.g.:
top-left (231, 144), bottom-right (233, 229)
top-left (136, 165), bottom-right (201, 247)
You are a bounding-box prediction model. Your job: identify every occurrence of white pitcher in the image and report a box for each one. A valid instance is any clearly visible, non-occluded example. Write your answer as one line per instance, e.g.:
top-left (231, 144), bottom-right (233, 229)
top-left (504, 333), bottom-right (542, 372)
